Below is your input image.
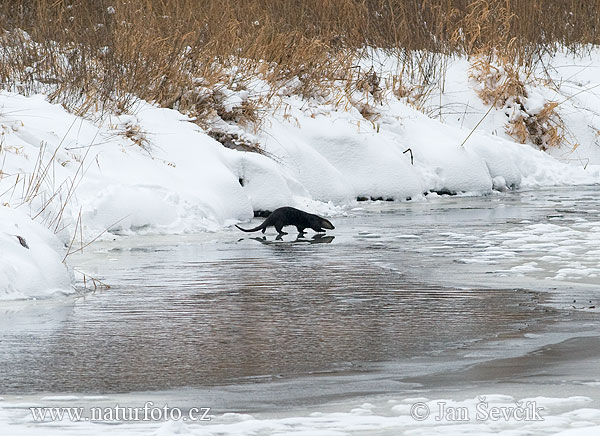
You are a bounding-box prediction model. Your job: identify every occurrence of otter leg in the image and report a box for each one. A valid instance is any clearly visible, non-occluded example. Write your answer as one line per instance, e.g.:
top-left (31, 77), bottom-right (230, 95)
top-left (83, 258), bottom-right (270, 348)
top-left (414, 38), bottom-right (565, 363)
top-left (275, 223), bottom-right (287, 235)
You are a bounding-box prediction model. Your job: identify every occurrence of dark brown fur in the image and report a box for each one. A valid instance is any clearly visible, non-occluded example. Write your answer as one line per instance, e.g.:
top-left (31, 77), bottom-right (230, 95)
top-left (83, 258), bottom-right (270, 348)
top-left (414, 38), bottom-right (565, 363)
top-left (235, 207), bottom-right (334, 235)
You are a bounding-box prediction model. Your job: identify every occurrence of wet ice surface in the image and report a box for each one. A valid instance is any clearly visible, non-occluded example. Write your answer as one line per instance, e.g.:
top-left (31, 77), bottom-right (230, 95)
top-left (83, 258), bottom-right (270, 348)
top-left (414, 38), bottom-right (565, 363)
top-left (0, 233), bottom-right (554, 396)
top-left (1, 186), bottom-right (600, 435)
top-left (356, 187), bottom-right (600, 307)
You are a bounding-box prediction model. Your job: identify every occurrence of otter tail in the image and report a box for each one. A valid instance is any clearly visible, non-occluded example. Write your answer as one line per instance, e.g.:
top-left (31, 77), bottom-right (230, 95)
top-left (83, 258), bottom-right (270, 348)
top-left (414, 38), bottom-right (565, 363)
top-left (235, 223), bottom-right (266, 232)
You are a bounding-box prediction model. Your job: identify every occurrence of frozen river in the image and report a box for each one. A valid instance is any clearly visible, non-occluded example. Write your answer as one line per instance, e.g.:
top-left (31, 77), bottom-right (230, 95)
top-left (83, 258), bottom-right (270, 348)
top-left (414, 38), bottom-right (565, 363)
top-left (1, 186), bottom-right (600, 435)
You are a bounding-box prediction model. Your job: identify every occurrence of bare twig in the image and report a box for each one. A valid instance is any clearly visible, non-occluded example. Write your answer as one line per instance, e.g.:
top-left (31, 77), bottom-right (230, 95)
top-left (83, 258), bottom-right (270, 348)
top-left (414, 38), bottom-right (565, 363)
top-left (403, 147), bottom-right (414, 165)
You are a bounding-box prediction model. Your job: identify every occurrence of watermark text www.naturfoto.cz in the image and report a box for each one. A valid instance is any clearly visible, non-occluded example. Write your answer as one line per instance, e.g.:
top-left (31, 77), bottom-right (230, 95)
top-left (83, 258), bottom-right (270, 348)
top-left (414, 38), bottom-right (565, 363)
top-left (409, 396), bottom-right (544, 422)
top-left (30, 402), bottom-right (211, 423)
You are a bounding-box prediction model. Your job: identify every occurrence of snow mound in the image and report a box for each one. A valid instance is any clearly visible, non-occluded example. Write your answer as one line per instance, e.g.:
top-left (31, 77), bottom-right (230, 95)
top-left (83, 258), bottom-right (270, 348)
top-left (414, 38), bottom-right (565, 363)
top-left (0, 206), bottom-right (72, 300)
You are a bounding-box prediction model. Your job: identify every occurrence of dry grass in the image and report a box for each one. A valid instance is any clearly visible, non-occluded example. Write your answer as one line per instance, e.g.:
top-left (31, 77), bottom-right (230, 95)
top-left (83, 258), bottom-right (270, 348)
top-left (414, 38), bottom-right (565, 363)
top-left (117, 122), bottom-right (150, 151)
top-left (1, 1), bottom-right (599, 126)
top-left (469, 54), bottom-right (565, 149)
top-left (507, 101), bottom-right (565, 150)
top-left (469, 57), bottom-right (528, 107)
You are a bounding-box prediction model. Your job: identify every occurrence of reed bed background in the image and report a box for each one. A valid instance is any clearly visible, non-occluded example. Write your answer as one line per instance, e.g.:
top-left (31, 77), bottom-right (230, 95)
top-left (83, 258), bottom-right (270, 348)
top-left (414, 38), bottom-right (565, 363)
top-left (1, 0), bottom-right (599, 120)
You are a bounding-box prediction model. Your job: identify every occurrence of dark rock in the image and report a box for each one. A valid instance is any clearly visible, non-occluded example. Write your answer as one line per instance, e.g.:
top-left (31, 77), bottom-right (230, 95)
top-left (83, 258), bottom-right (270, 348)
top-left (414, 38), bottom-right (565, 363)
top-left (16, 235), bottom-right (29, 249)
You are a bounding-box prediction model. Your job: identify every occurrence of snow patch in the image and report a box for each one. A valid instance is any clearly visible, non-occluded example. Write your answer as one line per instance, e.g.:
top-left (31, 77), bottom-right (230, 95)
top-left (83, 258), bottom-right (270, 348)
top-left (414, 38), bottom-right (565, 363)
top-left (0, 206), bottom-right (72, 300)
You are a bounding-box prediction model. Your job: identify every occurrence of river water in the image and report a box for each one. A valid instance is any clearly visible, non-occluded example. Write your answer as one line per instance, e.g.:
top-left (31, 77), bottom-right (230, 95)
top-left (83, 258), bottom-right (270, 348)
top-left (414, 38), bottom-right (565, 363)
top-left (1, 186), bottom-right (599, 434)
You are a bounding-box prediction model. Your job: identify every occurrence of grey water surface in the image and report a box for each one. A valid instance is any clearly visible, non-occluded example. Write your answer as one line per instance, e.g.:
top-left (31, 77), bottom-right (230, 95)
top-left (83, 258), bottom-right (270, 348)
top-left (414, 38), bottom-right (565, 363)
top-left (1, 186), bottom-right (599, 411)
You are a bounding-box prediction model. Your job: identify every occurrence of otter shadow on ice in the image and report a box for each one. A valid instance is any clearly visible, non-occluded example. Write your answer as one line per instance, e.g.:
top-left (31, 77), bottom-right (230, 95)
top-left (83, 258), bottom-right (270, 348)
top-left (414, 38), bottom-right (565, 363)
top-left (244, 233), bottom-right (335, 245)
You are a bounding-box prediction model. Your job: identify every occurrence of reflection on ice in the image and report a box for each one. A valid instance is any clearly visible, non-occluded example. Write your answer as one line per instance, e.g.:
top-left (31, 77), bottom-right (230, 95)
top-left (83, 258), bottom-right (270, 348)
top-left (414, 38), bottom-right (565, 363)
top-left (248, 233), bottom-right (335, 244)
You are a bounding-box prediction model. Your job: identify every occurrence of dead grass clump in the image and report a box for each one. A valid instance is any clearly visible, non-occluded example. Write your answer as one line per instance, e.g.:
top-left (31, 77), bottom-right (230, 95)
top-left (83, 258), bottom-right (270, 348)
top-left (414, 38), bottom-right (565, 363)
top-left (118, 122), bottom-right (150, 151)
top-left (353, 67), bottom-right (383, 103)
top-left (469, 55), bottom-right (566, 150)
top-left (208, 131), bottom-right (264, 155)
top-left (469, 57), bottom-right (527, 107)
top-left (391, 79), bottom-right (438, 113)
top-left (507, 102), bottom-right (565, 150)
top-left (217, 100), bottom-right (262, 127)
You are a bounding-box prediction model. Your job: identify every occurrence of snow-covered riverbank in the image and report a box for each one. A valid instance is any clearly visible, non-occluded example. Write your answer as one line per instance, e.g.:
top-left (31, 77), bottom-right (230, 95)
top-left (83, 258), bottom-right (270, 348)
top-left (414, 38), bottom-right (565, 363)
top-left (0, 206), bottom-right (72, 300)
top-left (2, 50), bottom-right (600, 299)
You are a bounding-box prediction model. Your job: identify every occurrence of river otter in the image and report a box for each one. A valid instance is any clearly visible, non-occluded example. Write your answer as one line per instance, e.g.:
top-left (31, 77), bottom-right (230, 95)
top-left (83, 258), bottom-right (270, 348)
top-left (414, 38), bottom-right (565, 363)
top-left (235, 207), bottom-right (335, 235)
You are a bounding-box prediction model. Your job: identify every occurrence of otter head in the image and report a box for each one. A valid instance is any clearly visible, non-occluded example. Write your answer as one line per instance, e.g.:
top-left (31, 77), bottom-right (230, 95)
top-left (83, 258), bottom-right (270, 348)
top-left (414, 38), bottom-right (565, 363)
top-left (320, 218), bottom-right (335, 230)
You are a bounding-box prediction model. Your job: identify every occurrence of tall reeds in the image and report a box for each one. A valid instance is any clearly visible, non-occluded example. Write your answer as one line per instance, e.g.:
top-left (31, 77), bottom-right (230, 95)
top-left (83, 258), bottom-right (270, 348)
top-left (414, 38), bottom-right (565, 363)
top-left (1, 1), bottom-right (599, 118)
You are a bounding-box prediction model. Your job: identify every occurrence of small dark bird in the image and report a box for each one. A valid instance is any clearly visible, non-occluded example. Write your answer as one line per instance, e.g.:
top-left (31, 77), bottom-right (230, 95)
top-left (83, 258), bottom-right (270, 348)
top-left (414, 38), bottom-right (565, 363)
top-left (235, 206), bottom-right (335, 235)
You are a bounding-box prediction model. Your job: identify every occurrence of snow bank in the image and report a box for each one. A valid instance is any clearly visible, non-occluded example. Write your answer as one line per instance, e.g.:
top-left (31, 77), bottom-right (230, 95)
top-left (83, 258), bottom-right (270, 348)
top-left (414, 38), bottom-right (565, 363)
top-left (0, 206), bottom-right (72, 300)
top-left (259, 90), bottom-right (600, 200)
top-left (1, 394), bottom-right (600, 435)
top-left (402, 48), bottom-right (600, 166)
top-left (2, 49), bottom-right (600, 246)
